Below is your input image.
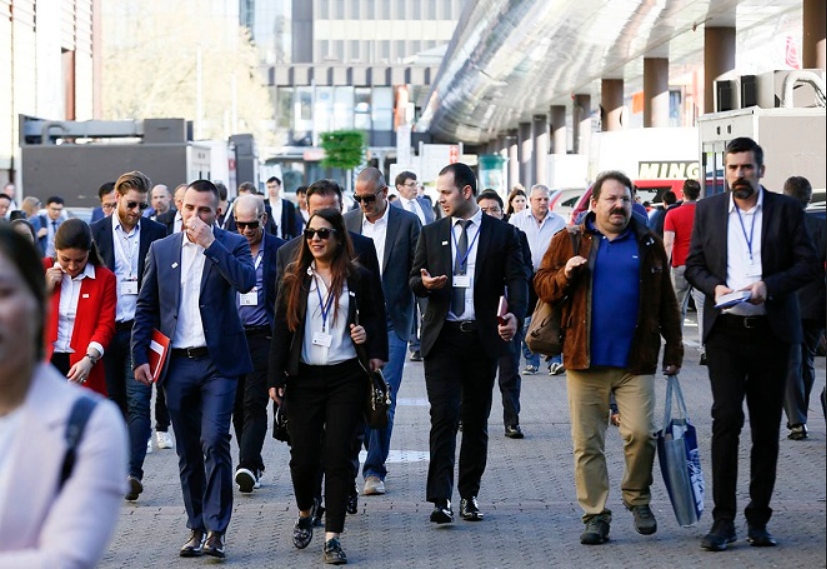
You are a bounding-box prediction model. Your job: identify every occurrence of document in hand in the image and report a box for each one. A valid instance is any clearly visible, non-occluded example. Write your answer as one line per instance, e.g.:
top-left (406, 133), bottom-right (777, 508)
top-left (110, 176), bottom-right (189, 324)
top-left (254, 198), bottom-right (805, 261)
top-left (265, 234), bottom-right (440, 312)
top-left (148, 329), bottom-right (171, 383)
top-left (714, 290), bottom-right (751, 310)
top-left (497, 295), bottom-right (509, 325)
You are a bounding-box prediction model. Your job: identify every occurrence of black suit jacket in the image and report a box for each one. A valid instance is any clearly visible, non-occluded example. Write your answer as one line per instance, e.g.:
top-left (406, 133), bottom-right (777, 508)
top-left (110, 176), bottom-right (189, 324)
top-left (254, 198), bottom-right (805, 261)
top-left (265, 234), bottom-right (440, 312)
top-left (154, 208), bottom-right (178, 236)
top-left (258, 233), bottom-right (287, 326)
top-left (410, 213), bottom-right (528, 358)
top-left (277, 199), bottom-right (300, 240)
top-left (90, 216), bottom-right (167, 291)
top-left (344, 206), bottom-right (422, 340)
top-left (685, 189), bottom-right (820, 344)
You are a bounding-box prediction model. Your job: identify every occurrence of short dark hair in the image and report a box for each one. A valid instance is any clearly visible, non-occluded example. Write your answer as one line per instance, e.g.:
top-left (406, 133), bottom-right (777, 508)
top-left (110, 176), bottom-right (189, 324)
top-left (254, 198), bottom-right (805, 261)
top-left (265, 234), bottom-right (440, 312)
top-left (238, 181), bottom-right (257, 194)
top-left (0, 193), bottom-right (10, 203)
top-left (438, 163), bottom-right (477, 196)
top-left (97, 181), bottom-right (116, 200)
top-left (46, 196), bottom-right (65, 206)
top-left (783, 176), bottom-right (812, 207)
top-left (266, 176), bottom-right (282, 186)
top-left (477, 190), bottom-right (503, 209)
top-left (186, 180), bottom-right (220, 206)
top-left (662, 190), bottom-right (677, 206)
top-left (0, 226), bottom-right (47, 360)
top-left (212, 181), bottom-right (228, 201)
top-left (306, 179), bottom-right (342, 204)
top-left (394, 171), bottom-right (417, 187)
top-left (54, 218), bottom-right (103, 266)
top-left (725, 137), bottom-right (764, 168)
top-left (682, 179), bottom-right (701, 200)
top-left (591, 170), bottom-right (633, 201)
top-left (296, 185), bottom-right (308, 196)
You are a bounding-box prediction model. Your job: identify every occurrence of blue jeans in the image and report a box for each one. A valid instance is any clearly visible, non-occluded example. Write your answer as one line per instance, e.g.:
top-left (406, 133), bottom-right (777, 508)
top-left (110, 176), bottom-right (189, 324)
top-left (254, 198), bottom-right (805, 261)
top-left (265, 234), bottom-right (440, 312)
top-left (363, 328), bottom-right (407, 481)
top-left (521, 317), bottom-right (540, 367)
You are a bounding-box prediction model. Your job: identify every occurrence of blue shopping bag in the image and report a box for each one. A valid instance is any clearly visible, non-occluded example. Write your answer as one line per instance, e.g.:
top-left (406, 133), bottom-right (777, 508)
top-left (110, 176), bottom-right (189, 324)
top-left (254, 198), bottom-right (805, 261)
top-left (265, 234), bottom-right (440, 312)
top-left (656, 375), bottom-right (704, 527)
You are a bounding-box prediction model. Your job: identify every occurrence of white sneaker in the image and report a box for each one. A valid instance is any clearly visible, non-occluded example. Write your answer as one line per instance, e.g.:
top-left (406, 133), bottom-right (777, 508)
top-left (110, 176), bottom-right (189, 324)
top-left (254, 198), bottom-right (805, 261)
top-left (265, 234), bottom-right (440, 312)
top-left (155, 431), bottom-right (174, 449)
top-left (363, 475), bottom-right (386, 495)
top-left (146, 437), bottom-right (153, 454)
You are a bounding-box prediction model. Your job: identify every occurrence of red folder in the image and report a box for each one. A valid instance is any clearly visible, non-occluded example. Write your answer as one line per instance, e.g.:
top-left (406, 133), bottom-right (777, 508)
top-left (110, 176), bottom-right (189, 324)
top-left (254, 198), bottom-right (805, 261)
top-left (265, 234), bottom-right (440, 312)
top-left (148, 329), bottom-right (171, 384)
top-left (497, 295), bottom-right (509, 325)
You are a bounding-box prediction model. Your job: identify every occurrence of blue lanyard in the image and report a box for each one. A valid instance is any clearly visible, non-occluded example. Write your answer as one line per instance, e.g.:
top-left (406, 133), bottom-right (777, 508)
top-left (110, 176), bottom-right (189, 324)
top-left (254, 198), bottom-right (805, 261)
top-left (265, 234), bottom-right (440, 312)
top-left (314, 276), bottom-right (335, 332)
top-left (451, 220), bottom-right (480, 273)
top-left (734, 204), bottom-right (758, 262)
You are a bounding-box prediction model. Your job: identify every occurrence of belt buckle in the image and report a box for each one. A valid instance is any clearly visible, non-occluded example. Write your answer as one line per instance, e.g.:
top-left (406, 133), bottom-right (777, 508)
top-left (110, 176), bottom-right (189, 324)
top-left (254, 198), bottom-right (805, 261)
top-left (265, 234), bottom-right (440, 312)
top-left (743, 317), bottom-right (759, 329)
top-left (186, 347), bottom-right (198, 358)
top-left (459, 321), bottom-right (474, 333)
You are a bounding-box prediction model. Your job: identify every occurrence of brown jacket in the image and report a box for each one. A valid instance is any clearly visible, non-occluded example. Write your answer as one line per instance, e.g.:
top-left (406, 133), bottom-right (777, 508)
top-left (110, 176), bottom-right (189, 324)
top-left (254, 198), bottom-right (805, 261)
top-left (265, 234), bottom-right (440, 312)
top-left (533, 214), bottom-right (683, 375)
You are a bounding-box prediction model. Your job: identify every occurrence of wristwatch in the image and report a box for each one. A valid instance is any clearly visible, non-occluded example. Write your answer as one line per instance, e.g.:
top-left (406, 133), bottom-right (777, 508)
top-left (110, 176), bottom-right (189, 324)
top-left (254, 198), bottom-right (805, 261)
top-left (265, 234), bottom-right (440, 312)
top-left (84, 353), bottom-right (100, 365)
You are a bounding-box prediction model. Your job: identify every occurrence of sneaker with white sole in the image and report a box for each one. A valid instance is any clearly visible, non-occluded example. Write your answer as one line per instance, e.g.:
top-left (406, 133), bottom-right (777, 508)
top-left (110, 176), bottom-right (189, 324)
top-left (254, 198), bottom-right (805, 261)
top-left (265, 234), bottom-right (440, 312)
top-left (146, 437), bottom-right (153, 454)
top-left (363, 476), bottom-right (386, 495)
top-left (548, 362), bottom-right (565, 376)
top-left (155, 430), bottom-right (174, 449)
top-left (522, 365), bottom-right (539, 375)
top-left (235, 468), bottom-right (257, 493)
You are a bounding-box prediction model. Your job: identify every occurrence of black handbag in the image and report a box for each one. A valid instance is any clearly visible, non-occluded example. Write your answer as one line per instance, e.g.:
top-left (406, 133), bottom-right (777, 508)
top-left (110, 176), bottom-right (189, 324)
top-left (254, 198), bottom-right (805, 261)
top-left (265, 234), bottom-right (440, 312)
top-left (353, 295), bottom-right (391, 429)
top-left (272, 397), bottom-right (290, 445)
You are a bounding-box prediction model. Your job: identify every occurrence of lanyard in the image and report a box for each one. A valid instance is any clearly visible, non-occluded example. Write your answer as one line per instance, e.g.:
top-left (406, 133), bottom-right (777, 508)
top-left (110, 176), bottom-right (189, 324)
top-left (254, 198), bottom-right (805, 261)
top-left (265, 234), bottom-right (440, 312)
top-left (313, 275), bottom-right (335, 332)
top-left (113, 224), bottom-right (139, 278)
top-left (253, 249), bottom-right (263, 271)
top-left (734, 204), bottom-right (758, 262)
top-left (451, 220), bottom-right (480, 273)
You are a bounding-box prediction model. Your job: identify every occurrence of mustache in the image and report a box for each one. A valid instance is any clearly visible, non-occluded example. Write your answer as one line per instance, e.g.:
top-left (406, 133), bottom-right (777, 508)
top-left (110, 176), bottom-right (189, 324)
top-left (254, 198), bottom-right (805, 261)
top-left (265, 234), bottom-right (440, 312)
top-left (732, 178), bottom-right (750, 188)
top-left (610, 208), bottom-right (627, 216)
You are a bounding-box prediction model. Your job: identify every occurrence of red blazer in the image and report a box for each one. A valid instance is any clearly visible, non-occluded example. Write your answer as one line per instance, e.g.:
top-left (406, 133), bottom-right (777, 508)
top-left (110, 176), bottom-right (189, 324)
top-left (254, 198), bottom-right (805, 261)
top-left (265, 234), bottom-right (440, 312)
top-left (43, 258), bottom-right (117, 396)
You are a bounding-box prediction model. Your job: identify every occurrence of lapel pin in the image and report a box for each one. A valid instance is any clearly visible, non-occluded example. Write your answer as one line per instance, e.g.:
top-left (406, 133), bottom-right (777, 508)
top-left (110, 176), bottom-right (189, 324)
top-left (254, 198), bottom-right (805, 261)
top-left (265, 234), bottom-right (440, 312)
top-left (172, 262), bottom-right (179, 269)
top-left (82, 293), bottom-right (90, 299)
top-left (441, 240), bottom-right (449, 246)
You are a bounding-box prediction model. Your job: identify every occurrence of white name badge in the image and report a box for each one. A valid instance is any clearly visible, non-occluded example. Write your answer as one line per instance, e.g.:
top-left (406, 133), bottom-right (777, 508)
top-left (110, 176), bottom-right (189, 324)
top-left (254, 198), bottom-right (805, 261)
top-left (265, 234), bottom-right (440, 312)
top-left (312, 332), bottom-right (333, 347)
top-left (453, 275), bottom-right (471, 288)
top-left (745, 264), bottom-right (762, 278)
top-left (121, 281), bottom-right (139, 296)
top-left (240, 288), bottom-right (258, 306)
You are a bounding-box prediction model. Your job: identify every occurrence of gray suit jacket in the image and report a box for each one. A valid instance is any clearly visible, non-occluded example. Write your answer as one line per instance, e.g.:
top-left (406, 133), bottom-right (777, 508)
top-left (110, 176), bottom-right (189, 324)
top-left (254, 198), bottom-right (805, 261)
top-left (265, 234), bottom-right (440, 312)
top-left (344, 205), bottom-right (422, 339)
top-left (392, 196), bottom-right (435, 224)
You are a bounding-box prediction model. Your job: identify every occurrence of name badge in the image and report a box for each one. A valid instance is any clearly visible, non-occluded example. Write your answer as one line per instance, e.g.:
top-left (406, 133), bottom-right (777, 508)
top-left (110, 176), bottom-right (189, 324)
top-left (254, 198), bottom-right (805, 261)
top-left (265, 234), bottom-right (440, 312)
top-left (453, 275), bottom-right (471, 288)
top-left (240, 288), bottom-right (258, 306)
top-left (121, 280), bottom-right (139, 296)
top-left (745, 264), bottom-right (761, 278)
top-left (312, 331), bottom-right (333, 347)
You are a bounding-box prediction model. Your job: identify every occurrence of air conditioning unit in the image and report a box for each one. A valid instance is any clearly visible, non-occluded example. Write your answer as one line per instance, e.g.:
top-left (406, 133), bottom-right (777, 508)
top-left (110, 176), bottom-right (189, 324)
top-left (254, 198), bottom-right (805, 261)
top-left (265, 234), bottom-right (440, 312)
top-left (756, 69), bottom-right (826, 108)
top-left (714, 79), bottom-right (738, 112)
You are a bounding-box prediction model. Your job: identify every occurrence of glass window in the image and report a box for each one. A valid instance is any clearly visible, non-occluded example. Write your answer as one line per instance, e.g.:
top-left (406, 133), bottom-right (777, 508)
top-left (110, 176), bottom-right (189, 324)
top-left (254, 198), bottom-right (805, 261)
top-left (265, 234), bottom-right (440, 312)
top-left (395, 40), bottom-right (406, 60)
top-left (372, 87), bottom-right (393, 131)
top-left (333, 87), bottom-right (355, 130)
top-left (378, 40), bottom-right (390, 61)
top-left (355, 88), bottom-right (372, 130)
top-left (351, 0), bottom-right (361, 18)
top-left (410, 40), bottom-right (421, 55)
top-left (319, 0), bottom-right (330, 19)
top-left (378, 0), bottom-right (389, 18)
top-left (332, 40), bottom-right (344, 61)
top-left (295, 87), bottom-right (314, 131)
top-left (395, 0), bottom-right (405, 18)
top-left (277, 88), bottom-right (294, 129)
top-left (333, 0), bottom-right (345, 19)
top-left (366, 0), bottom-right (376, 18)
top-left (427, 0), bottom-right (437, 19)
top-left (314, 87), bottom-right (335, 134)
top-left (439, 0), bottom-right (451, 19)
top-left (411, 1), bottom-right (421, 18)
top-left (349, 40), bottom-right (361, 61)
top-left (317, 40), bottom-right (330, 61)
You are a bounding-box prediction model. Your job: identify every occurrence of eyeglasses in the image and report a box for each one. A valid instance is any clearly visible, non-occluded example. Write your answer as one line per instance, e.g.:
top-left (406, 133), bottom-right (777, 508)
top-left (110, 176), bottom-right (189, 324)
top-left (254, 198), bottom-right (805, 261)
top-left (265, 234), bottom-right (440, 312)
top-left (102, 203), bottom-right (117, 210)
top-left (304, 227), bottom-right (337, 240)
top-left (353, 194), bottom-right (378, 204)
top-left (126, 201), bottom-right (150, 211)
top-left (235, 220), bottom-right (260, 230)
top-left (403, 181), bottom-right (417, 187)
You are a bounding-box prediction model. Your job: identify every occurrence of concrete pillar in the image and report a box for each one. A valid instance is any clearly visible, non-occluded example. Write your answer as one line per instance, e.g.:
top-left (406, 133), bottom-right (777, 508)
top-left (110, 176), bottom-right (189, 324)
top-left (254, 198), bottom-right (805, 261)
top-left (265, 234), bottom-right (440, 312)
top-left (572, 95), bottom-right (591, 155)
top-left (601, 79), bottom-right (624, 131)
top-left (532, 114), bottom-right (549, 185)
top-left (803, 0), bottom-right (826, 71)
top-left (518, 122), bottom-right (533, 188)
top-left (506, 130), bottom-right (519, 190)
top-left (643, 58), bottom-right (669, 127)
top-left (550, 105), bottom-right (567, 155)
top-left (704, 27), bottom-right (736, 114)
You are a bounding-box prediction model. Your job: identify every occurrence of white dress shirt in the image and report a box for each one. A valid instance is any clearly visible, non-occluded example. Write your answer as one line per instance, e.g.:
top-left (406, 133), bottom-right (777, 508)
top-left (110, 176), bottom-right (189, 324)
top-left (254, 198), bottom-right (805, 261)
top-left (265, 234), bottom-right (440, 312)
top-left (173, 211), bottom-right (183, 234)
top-left (509, 208), bottom-right (566, 271)
top-left (270, 198), bottom-right (284, 238)
top-left (725, 188), bottom-right (766, 316)
top-left (54, 262), bottom-right (104, 356)
top-left (112, 214), bottom-right (140, 322)
top-left (361, 206), bottom-right (389, 277)
top-left (447, 208), bottom-right (483, 322)
top-left (0, 407), bottom-right (24, 509)
top-left (172, 232), bottom-right (208, 348)
top-left (301, 269), bottom-right (357, 366)
top-left (400, 197), bottom-right (426, 225)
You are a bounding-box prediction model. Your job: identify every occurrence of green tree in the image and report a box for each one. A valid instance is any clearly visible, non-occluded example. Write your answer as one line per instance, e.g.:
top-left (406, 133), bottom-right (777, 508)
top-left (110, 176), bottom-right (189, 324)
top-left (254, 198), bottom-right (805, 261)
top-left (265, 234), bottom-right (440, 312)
top-left (320, 130), bottom-right (366, 170)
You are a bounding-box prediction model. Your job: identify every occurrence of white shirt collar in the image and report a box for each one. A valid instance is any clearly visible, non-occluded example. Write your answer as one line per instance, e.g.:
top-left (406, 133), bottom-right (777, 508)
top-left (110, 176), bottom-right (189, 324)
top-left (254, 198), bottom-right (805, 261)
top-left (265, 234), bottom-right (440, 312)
top-left (363, 204), bottom-right (390, 226)
top-left (452, 207), bottom-right (483, 227)
top-left (112, 212), bottom-right (140, 234)
top-left (728, 186), bottom-right (764, 214)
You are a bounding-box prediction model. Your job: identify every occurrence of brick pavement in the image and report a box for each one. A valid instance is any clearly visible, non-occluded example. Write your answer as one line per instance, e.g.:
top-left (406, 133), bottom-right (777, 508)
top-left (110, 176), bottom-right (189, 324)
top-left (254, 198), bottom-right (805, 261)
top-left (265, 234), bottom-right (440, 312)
top-left (100, 314), bottom-right (826, 568)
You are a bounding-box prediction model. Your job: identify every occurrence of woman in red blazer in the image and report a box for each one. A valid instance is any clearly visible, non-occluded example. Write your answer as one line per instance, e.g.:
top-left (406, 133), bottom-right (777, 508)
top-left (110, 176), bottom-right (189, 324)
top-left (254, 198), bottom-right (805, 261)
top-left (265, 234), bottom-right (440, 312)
top-left (43, 218), bottom-right (116, 396)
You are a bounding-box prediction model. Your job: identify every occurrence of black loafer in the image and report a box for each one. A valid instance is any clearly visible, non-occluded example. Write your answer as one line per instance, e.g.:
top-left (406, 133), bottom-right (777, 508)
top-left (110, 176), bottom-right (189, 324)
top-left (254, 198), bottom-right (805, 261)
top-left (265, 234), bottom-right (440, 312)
top-left (504, 425), bottom-right (524, 439)
top-left (293, 516), bottom-right (314, 549)
top-left (701, 519), bottom-right (736, 551)
top-left (460, 496), bottom-right (484, 521)
top-left (203, 531), bottom-right (225, 559)
top-left (747, 525), bottom-right (777, 547)
top-left (429, 500), bottom-right (453, 524)
top-left (179, 529), bottom-right (205, 557)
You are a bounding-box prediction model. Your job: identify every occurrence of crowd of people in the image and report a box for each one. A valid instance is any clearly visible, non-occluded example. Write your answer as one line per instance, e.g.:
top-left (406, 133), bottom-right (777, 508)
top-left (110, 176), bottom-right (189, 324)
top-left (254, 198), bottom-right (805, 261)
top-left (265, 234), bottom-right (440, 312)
top-left (0, 135), bottom-right (823, 566)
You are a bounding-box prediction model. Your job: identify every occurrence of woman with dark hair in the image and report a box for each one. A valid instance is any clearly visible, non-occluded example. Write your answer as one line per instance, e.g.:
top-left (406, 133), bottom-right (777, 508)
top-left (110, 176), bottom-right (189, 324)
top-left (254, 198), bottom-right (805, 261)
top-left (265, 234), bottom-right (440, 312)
top-left (0, 226), bottom-right (127, 567)
top-left (43, 218), bottom-right (116, 395)
top-left (268, 207), bottom-right (387, 565)
top-left (505, 186), bottom-right (527, 220)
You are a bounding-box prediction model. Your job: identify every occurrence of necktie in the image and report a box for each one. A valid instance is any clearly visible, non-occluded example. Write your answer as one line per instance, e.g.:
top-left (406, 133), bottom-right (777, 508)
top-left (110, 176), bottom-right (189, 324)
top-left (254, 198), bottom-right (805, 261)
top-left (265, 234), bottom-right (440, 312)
top-left (451, 220), bottom-right (470, 317)
top-left (405, 199), bottom-right (416, 214)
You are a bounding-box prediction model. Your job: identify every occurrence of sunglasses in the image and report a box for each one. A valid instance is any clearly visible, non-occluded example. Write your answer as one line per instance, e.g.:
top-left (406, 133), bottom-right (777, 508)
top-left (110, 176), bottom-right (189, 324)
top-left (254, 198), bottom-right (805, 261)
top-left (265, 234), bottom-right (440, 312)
top-left (304, 227), bottom-right (337, 240)
top-left (353, 194), bottom-right (378, 204)
top-left (126, 201), bottom-right (150, 211)
top-left (235, 220), bottom-right (260, 230)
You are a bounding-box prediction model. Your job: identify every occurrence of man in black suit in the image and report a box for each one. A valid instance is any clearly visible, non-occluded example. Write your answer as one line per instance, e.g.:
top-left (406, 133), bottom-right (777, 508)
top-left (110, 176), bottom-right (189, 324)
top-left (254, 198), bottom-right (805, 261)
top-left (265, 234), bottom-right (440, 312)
top-left (90, 170), bottom-right (167, 501)
top-left (344, 167), bottom-right (421, 496)
top-left (410, 163), bottom-right (527, 524)
top-left (686, 137), bottom-right (819, 551)
top-left (156, 183), bottom-right (187, 235)
top-left (266, 175), bottom-right (300, 240)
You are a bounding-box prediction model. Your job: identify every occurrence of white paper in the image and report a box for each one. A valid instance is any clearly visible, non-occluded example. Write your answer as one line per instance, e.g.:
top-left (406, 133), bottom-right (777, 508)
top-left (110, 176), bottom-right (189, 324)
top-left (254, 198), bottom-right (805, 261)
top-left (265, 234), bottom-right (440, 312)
top-left (714, 290), bottom-right (751, 309)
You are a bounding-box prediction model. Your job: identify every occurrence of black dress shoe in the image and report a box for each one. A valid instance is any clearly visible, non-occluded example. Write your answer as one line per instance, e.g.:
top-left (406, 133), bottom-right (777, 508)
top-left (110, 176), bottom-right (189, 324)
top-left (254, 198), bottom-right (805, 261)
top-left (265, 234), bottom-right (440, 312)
top-left (460, 496), bottom-right (484, 521)
top-left (346, 484), bottom-right (359, 515)
top-left (179, 529), bottom-right (205, 557)
top-left (429, 500), bottom-right (453, 524)
top-left (747, 525), bottom-right (777, 547)
top-left (203, 531), bottom-right (225, 559)
top-left (700, 519), bottom-right (736, 551)
top-left (311, 498), bottom-right (325, 527)
top-left (504, 425), bottom-right (524, 439)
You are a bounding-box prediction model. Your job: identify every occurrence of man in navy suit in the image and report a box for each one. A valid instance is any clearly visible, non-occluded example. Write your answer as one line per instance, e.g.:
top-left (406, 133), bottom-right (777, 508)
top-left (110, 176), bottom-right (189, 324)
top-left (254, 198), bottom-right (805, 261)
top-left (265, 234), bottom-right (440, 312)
top-left (90, 181), bottom-right (117, 223)
top-left (266, 175), bottom-right (300, 240)
top-left (90, 171), bottom-right (167, 501)
top-left (132, 180), bottom-right (255, 559)
top-left (345, 167), bottom-right (421, 496)
top-left (686, 137), bottom-right (819, 551)
top-left (230, 195), bottom-right (285, 493)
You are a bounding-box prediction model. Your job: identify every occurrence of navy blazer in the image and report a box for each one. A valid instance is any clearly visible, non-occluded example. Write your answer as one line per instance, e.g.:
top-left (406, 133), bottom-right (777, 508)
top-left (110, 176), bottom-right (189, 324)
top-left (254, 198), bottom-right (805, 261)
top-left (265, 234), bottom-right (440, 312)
top-left (343, 206), bottom-right (422, 340)
top-left (90, 216), bottom-right (167, 290)
top-left (410, 213), bottom-right (528, 358)
top-left (257, 232), bottom-right (287, 326)
top-left (131, 228), bottom-right (257, 382)
top-left (685, 189), bottom-right (820, 344)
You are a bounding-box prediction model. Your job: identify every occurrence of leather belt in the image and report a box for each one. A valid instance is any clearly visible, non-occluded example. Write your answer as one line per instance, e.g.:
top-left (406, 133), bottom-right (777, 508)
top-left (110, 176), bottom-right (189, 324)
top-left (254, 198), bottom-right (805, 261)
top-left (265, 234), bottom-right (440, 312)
top-left (116, 320), bottom-right (135, 332)
top-left (170, 347), bottom-right (210, 359)
top-left (718, 314), bottom-right (769, 330)
top-left (244, 325), bottom-right (271, 337)
top-left (445, 320), bottom-right (477, 333)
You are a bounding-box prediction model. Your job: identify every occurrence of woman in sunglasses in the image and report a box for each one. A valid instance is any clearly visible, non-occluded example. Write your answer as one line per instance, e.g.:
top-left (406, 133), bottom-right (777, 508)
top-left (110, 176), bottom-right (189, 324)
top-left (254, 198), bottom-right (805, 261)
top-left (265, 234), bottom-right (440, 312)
top-left (43, 218), bottom-right (116, 396)
top-left (268, 206), bottom-right (388, 565)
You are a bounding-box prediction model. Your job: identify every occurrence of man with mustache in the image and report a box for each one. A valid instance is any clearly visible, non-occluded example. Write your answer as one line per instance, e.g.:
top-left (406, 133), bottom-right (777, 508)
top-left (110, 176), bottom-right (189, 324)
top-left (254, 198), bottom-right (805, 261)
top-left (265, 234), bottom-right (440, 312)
top-left (534, 170), bottom-right (683, 545)
top-left (686, 137), bottom-right (820, 551)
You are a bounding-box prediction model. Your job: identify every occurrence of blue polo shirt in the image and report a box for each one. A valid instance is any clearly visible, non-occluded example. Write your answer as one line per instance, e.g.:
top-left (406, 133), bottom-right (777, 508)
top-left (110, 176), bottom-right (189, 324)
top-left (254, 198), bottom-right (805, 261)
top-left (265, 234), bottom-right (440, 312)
top-left (588, 220), bottom-right (640, 368)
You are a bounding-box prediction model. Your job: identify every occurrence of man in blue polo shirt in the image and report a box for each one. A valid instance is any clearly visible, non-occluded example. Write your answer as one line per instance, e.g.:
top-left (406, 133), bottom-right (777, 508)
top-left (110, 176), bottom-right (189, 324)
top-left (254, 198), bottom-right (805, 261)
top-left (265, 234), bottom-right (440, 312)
top-left (534, 170), bottom-right (683, 546)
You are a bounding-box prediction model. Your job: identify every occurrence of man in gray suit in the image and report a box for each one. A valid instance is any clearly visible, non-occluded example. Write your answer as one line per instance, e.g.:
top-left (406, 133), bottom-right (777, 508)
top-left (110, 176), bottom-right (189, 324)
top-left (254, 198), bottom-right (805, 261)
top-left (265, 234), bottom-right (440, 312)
top-left (345, 168), bottom-right (421, 496)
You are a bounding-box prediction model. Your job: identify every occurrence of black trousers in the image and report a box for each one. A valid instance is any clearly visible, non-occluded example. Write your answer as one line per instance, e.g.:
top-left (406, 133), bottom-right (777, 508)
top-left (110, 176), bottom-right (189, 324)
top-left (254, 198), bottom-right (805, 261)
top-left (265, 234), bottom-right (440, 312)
top-left (497, 331), bottom-right (522, 427)
top-left (286, 359), bottom-right (365, 533)
top-left (705, 316), bottom-right (791, 526)
top-left (424, 324), bottom-right (497, 503)
top-left (103, 330), bottom-right (129, 417)
top-left (232, 331), bottom-right (271, 473)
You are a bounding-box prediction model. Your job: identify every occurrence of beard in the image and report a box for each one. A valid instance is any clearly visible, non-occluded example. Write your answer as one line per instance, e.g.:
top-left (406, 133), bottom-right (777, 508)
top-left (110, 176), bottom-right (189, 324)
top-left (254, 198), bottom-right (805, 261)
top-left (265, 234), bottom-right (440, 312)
top-left (731, 179), bottom-right (755, 200)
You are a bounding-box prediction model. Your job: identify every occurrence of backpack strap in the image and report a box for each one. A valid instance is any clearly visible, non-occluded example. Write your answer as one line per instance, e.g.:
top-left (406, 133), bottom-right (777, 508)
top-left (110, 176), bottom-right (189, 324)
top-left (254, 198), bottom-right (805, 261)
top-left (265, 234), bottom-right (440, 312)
top-left (567, 226), bottom-right (581, 257)
top-left (59, 396), bottom-right (98, 490)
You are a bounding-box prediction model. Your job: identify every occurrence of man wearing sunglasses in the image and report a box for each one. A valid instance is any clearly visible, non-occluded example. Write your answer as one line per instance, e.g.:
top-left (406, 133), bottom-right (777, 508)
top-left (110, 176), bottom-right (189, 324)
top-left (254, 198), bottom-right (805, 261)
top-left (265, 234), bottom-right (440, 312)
top-left (90, 170), bottom-right (167, 502)
top-left (231, 195), bottom-right (285, 494)
top-left (344, 167), bottom-right (422, 498)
